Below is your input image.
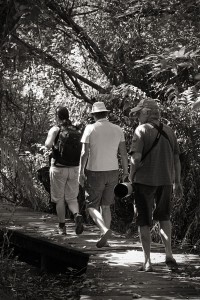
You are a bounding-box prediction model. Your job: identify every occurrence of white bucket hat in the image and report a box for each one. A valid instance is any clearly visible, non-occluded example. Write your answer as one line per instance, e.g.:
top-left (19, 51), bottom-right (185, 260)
top-left (90, 102), bottom-right (110, 114)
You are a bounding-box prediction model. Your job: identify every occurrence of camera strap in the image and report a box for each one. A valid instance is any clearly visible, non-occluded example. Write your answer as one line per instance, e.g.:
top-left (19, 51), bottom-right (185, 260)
top-left (141, 122), bottom-right (163, 161)
top-left (150, 122), bottom-right (173, 151)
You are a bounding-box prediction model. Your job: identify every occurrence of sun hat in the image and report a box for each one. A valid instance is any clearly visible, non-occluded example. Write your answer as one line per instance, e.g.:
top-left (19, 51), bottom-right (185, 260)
top-left (130, 99), bottom-right (159, 114)
top-left (90, 102), bottom-right (110, 114)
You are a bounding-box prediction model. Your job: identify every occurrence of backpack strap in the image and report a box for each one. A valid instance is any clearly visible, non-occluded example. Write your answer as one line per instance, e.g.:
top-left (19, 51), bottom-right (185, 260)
top-left (51, 127), bottom-right (61, 166)
top-left (141, 122), bottom-right (163, 161)
top-left (54, 128), bottom-right (61, 144)
top-left (51, 127), bottom-right (61, 152)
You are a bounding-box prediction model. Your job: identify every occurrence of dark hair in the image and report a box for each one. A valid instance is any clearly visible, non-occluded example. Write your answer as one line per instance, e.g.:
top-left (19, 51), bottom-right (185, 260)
top-left (56, 106), bottom-right (71, 126)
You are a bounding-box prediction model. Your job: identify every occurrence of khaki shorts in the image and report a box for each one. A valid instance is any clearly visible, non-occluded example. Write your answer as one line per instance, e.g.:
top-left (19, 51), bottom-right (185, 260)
top-left (85, 170), bottom-right (119, 208)
top-left (50, 166), bottom-right (79, 203)
top-left (134, 183), bottom-right (172, 226)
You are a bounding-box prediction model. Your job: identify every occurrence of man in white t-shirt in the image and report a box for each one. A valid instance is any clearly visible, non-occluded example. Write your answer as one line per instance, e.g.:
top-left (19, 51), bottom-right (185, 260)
top-left (78, 101), bottom-right (128, 248)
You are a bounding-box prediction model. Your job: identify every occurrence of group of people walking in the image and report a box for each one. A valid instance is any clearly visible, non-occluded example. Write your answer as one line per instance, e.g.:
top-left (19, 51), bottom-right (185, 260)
top-left (45, 95), bottom-right (183, 272)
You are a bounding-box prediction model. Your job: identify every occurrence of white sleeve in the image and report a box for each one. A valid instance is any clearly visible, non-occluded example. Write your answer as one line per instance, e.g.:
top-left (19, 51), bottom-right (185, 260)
top-left (119, 127), bottom-right (125, 142)
top-left (81, 125), bottom-right (93, 143)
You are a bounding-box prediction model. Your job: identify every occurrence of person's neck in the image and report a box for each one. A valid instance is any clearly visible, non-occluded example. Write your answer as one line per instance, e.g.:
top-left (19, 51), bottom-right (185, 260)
top-left (58, 119), bottom-right (72, 126)
top-left (147, 119), bottom-right (160, 125)
top-left (95, 117), bottom-right (107, 122)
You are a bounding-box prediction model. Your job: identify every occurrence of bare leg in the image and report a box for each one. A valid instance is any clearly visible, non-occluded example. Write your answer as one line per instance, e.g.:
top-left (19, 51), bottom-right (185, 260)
top-left (139, 225), bottom-right (152, 269)
top-left (101, 205), bottom-right (111, 229)
top-left (67, 198), bottom-right (84, 234)
top-left (67, 199), bottom-right (79, 215)
top-left (159, 220), bottom-right (173, 259)
top-left (88, 207), bottom-right (108, 235)
top-left (56, 200), bottom-right (66, 223)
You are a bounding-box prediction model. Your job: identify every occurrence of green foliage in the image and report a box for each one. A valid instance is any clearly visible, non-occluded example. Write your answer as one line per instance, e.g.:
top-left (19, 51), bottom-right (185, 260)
top-left (0, 139), bottom-right (50, 210)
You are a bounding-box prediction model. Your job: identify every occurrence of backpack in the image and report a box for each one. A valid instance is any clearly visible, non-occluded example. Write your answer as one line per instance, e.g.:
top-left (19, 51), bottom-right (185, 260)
top-left (52, 125), bottom-right (82, 166)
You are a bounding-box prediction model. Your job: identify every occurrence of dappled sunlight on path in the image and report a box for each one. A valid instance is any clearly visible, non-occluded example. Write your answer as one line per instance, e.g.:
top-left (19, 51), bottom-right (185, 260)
top-left (0, 203), bottom-right (199, 299)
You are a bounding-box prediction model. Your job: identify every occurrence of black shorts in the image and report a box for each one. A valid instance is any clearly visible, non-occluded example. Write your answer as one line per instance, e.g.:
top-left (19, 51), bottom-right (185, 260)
top-left (134, 183), bottom-right (173, 226)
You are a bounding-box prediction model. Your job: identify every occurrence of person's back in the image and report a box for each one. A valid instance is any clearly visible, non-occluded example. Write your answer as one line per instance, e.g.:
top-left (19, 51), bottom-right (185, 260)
top-left (45, 106), bottom-right (84, 236)
top-left (79, 100), bottom-right (129, 248)
top-left (132, 122), bottom-right (179, 186)
top-left (52, 123), bottom-right (82, 167)
top-left (84, 119), bottom-right (124, 171)
top-left (129, 98), bottom-right (183, 272)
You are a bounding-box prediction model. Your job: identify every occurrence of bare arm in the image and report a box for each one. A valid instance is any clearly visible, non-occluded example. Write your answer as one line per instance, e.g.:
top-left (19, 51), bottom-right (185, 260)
top-left (78, 143), bottom-right (89, 186)
top-left (173, 154), bottom-right (183, 198)
top-left (129, 152), bottom-right (142, 183)
top-left (45, 126), bottom-right (59, 149)
top-left (118, 141), bottom-right (129, 181)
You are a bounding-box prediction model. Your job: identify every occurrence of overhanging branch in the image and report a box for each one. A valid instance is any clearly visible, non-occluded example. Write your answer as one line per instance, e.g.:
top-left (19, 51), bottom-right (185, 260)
top-left (62, 71), bottom-right (93, 104)
top-left (12, 34), bottom-right (106, 94)
top-left (45, 0), bottom-right (119, 85)
top-left (60, 71), bottom-right (94, 104)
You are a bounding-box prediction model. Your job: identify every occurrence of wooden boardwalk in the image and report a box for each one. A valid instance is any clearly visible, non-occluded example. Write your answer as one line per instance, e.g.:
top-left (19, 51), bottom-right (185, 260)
top-left (0, 203), bottom-right (200, 299)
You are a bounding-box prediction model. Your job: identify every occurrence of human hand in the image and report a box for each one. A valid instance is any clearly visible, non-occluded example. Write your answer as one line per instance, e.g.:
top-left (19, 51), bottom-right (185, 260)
top-left (78, 173), bottom-right (86, 187)
top-left (128, 174), bottom-right (133, 183)
top-left (122, 174), bottom-right (129, 182)
top-left (173, 182), bottom-right (183, 198)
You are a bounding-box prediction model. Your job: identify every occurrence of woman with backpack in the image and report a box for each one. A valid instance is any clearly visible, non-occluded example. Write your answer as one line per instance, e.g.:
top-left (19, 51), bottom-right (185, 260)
top-left (45, 106), bottom-right (84, 235)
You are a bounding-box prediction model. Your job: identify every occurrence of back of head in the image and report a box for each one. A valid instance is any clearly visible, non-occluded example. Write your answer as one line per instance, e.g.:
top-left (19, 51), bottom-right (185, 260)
top-left (90, 100), bottom-right (109, 120)
top-left (56, 106), bottom-right (70, 126)
top-left (130, 98), bottom-right (160, 122)
top-left (146, 107), bottom-right (160, 122)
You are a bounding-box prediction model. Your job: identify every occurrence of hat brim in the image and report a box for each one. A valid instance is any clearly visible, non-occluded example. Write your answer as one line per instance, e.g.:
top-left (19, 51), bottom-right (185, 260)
top-left (130, 107), bottom-right (142, 114)
top-left (90, 109), bottom-right (110, 114)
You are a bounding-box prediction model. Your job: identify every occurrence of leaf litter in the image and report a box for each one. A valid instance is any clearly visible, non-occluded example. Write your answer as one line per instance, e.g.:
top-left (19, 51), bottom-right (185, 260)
top-left (0, 258), bottom-right (86, 300)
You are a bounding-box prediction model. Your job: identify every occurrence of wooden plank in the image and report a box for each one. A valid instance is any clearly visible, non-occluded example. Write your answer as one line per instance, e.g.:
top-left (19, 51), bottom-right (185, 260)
top-left (0, 203), bottom-right (200, 299)
top-left (80, 296), bottom-right (133, 300)
top-left (82, 225), bottom-right (200, 300)
top-left (80, 297), bottom-right (200, 300)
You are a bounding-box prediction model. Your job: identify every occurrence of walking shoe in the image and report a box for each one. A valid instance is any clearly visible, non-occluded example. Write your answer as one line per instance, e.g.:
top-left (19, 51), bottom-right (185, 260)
top-left (96, 229), bottom-right (112, 248)
top-left (104, 241), bottom-right (111, 247)
top-left (75, 214), bottom-right (84, 235)
top-left (165, 257), bottom-right (178, 270)
top-left (98, 235), bottom-right (111, 247)
top-left (55, 225), bottom-right (67, 235)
